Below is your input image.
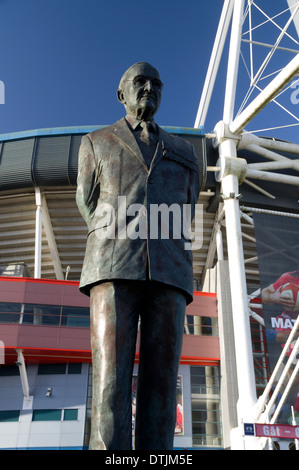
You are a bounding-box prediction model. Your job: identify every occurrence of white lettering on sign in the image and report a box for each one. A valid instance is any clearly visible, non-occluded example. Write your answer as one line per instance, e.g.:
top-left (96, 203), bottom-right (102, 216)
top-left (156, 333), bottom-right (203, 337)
top-left (271, 317), bottom-right (295, 329)
top-left (262, 425), bottom-right (281, 437)
top-left (255, 423), bottom-right (299, 439)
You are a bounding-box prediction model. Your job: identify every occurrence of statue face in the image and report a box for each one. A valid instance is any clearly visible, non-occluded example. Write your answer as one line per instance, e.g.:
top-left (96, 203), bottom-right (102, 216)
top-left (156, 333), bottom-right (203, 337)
top-left (118, 63), bottom-right (163, 121)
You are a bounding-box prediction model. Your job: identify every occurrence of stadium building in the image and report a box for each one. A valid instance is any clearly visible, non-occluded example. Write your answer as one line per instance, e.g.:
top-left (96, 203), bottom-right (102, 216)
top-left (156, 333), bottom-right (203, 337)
top-left (0, 125), bottom-right (298, 450)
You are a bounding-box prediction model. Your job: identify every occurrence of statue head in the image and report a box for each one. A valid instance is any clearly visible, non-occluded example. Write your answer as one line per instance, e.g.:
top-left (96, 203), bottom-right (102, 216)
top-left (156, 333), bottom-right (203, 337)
top-left (117, 62), bottom-right (163, 121)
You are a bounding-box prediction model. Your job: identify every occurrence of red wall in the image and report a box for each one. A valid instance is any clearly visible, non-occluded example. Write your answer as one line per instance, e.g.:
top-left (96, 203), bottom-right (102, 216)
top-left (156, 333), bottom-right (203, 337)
top-left (0, 277), bottom-right (219, 366)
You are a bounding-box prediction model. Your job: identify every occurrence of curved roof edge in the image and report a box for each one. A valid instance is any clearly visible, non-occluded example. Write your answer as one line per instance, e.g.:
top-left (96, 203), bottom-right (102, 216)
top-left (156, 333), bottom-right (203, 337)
top-left (0, 124), bottom-right (205, 142)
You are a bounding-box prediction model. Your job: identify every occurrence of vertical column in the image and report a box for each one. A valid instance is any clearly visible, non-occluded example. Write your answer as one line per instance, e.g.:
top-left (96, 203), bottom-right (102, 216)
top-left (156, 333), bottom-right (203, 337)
top-left (16, 350), bottom-right (29, 398)
top-left (221, 170), bottom-right (257, 414)
top-left (216, 260), bottom-right (239, 449)
top-left (205, 366), bottom-right (218, 446)
top-left (216, 225), bottom-right (224, 261)
top-left (216, 144), bottom-right (258, 449)
top-left (213, 0), bottom-right (260, 449)
top-left (34, 188), bottom-right (42, 279)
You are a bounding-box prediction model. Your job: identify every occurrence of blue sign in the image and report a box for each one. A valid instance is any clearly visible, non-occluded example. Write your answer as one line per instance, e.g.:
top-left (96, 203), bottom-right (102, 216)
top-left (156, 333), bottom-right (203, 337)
top-left (244, 423), bottom-right (255, 436)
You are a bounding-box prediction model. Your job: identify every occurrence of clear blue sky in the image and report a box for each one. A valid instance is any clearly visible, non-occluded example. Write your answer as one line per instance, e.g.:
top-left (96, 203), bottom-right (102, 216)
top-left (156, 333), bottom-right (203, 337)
top-left (0, 0), bottom-right (298, 143)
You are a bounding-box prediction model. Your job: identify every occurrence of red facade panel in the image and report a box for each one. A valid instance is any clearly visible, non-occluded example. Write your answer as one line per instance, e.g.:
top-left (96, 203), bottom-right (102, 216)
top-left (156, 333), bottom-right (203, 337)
top-left (187, 292), bottom-right (217, 317)
top-left (0, 277), bottom-right (219, 366)
top-left (0, 276), bottom-right (89, 307)
top-left (0, 279), bottom-right (26, 303)
top-left (182, 335), bottom-right (219, 360)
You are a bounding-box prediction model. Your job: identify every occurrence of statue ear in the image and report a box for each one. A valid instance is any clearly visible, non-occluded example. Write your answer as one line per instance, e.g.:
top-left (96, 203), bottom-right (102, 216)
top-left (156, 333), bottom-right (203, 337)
top-left (117, 89), bottom-right (125, 104)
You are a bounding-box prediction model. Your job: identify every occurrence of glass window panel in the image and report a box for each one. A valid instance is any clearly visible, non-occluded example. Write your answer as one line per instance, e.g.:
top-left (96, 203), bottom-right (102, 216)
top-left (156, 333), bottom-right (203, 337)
top-left (61, 306), bottom-right (90, 327)
top-left (192, 423), bottom-right (207, 434)
top-left (184, 316), bottom-right (218, 336)
top-left (184, 315), bottom-right (194, 334)
top-left (32, 409), bottom-right (62, 421)
top-left (38, 364), bottom-right (66, 375)
top-left (68, 363), bottom-right (82, 374)
top-left (64, 409), bottom-right (78, 421)
top-left (0, 302), bottom-right (21, 323)
top-left (191, 366), bottom-right (222, 448)
top-left (0, 410), bottom-right (20, 422)
top-left (23, 304), bottom-right (61, 325)
top-left (191, 409), bottom-right (207, 421)
top-left (0, 302), bottom-right (21, 312)
top-left (201, 316), bottom-right (212, 335)
top-left (0, 365), bottom-right (20, 376)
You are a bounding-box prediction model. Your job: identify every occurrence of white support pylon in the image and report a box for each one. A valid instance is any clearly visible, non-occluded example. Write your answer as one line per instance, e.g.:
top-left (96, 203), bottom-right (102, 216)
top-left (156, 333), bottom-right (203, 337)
top-left (194, 0), bottom-right (234, 128)
top-left (34, 188), bottom-right (42, 279)
top-left (214, 0), bottom-right (260, 449)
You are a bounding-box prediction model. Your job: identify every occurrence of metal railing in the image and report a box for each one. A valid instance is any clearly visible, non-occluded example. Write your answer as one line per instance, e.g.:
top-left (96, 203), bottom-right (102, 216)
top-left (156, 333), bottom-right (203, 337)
top-left (254, 315), bottom-right (299, 449)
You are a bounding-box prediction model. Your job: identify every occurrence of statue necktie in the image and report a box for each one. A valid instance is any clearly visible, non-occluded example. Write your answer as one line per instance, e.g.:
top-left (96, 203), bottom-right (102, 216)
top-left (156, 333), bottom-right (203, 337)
top-left (140, 121), bottom-right (152, 144)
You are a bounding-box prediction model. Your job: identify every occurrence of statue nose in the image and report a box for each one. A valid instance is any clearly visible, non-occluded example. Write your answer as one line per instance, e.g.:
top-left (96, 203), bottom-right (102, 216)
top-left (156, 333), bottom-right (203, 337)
top-left (144, 80), bottom-right (153, 91)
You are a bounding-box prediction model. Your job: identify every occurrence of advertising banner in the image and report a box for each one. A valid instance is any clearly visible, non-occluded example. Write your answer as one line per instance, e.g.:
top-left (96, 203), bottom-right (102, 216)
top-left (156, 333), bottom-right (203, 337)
top-left (132, 375), bottom-right (184, 435)
top-left (253, 213), bottom-right (299, 424)
top-left (175, 375), bottom-right (184, 435)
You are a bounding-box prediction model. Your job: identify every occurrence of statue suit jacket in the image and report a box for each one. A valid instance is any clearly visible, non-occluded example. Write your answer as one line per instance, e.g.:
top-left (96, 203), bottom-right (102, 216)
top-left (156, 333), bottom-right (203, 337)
top-left (76, 117), bottom-right (200, 304)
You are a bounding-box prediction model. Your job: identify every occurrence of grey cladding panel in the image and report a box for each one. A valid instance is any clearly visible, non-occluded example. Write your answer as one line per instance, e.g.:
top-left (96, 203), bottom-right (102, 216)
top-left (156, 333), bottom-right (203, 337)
top-left (33, 135), bottom-right (71, 186)
top-left (0, 138), bottom-right (35, 189)
top-left (69, 135), bottom-right (84, 185)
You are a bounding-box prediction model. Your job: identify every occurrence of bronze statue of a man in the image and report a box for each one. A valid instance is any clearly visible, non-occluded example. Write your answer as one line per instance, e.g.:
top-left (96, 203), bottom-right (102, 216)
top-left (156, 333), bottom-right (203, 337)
top-left (76, 62), bottom-right (200, 450)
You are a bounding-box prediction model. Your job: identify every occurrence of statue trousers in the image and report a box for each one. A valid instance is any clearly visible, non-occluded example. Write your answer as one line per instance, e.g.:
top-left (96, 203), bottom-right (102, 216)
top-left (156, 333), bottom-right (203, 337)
top-left (88, 280), bottom-right (186, 450)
